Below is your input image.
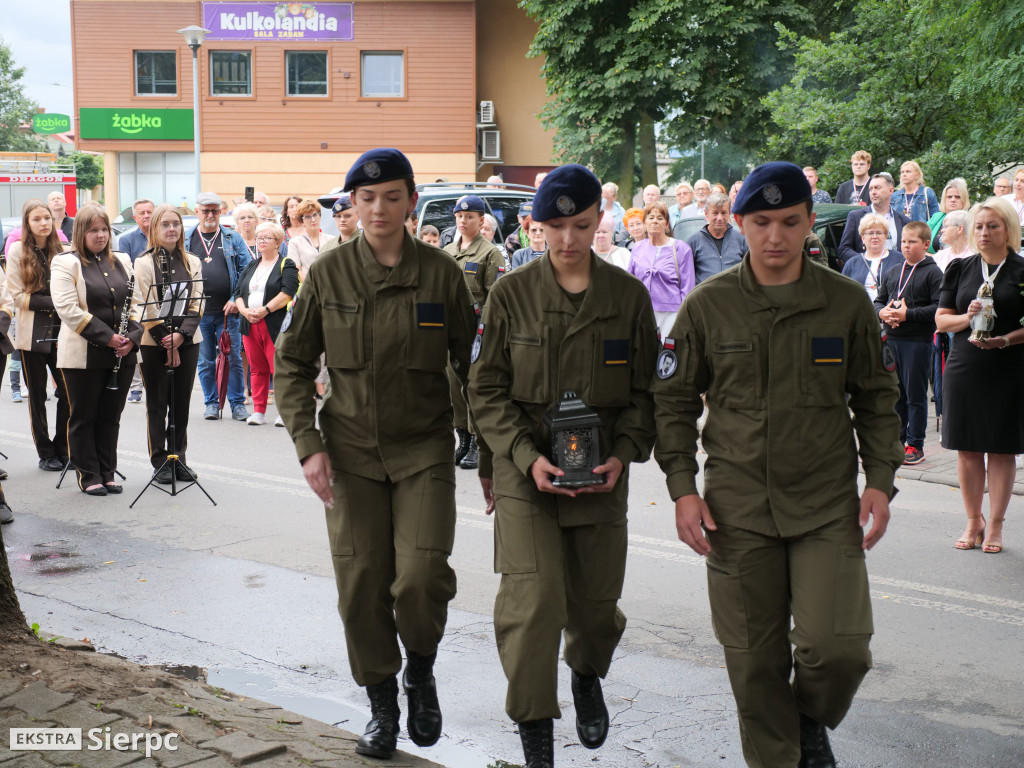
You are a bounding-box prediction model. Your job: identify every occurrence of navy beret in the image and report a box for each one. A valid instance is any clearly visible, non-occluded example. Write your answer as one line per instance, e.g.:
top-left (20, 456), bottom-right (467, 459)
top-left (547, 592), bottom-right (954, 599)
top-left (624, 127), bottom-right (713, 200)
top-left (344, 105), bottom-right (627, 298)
top-left (531, 164), bottom-right (602, 222)
top-left (733, 161), bottom-right (812, 215)
top-left (452, 195), bottom-right (486, 214)
top-left (518, 202), bottom-right (533, 217)
top-left (331, 194), bottom-right (353, 214)
top-left (343, 148), bottom-right (414, 192)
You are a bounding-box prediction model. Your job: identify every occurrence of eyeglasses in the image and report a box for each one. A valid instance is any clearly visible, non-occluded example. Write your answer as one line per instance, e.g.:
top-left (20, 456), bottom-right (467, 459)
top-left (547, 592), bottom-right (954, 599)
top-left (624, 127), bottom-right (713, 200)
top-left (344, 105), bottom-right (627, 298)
top-left (255, 236), bottom-right (278, 243)
top-left (302, 212), bottom-right (321, 220)
top-left (199, 208), bottom-right (220, 215)
top-left (259, 216), bottom-right (275, 222)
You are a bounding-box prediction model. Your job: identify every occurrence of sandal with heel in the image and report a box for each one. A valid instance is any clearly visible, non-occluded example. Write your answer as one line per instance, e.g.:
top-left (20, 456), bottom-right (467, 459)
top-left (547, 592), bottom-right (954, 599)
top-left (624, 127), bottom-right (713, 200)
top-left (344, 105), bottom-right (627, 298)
top-left (954, 516), bottom-right (986, 550)
top-left (982, 519), bottom-right (1004, 554)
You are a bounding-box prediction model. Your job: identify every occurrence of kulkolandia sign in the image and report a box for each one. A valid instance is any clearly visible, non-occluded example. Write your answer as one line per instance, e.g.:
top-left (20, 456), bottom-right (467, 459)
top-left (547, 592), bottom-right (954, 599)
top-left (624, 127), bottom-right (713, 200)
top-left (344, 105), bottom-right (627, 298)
top-left (203, 2), bottom-right (355, 41)
top-left (78, 108), bottom-right (194, 140)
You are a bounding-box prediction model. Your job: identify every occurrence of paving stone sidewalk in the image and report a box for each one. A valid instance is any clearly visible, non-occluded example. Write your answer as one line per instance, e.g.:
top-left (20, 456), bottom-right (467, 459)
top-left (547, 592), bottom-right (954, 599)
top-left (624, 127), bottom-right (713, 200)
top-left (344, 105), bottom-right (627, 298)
top-left (895, 399), bottom-right (1024, 495)
top-left (1, 644), bottom-right (444, 768)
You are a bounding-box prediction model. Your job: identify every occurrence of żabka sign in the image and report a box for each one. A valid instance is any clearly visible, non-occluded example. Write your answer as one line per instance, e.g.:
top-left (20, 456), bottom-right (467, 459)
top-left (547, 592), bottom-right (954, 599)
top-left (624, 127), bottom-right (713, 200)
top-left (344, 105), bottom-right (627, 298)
top-left (203, 2), bottom-right (354, 41)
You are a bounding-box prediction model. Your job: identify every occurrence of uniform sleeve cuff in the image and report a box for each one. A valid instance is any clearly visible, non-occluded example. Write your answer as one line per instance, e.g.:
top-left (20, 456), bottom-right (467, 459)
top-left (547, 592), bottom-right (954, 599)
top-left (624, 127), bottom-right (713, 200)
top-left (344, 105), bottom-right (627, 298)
top-left (293, 433), bottom-right (327, 464)
top-left (863, 467), bottom-right (896, 499)
top-left (512, 439), bottom-right (542, 478)
top-left (611, 437), bottom-right (641, 468)
top-left (666, 471), bottom-right (699, 500)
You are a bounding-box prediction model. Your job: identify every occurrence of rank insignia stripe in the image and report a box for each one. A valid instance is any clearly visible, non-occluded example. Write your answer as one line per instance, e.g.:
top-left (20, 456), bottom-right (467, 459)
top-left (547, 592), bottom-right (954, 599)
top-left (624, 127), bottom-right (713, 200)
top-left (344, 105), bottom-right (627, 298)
top-left (811, 336), bottom-right (844, 365)
top-left (416, 302), bottom-right (445, 328)
top-left (603, 339), bottom-right (630, 366)
top-left (464, 262), bottom-right (479, 274)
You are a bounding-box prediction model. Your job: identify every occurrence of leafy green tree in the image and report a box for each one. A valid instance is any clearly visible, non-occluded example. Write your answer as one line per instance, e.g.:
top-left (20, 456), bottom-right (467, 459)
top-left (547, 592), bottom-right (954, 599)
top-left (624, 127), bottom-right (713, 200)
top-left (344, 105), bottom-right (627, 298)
top-left (70, 151), bottom-right (103, 191)
top-left (519, 0), bottom-right (809, 199)
top-left (0, 38), bottom-right (45, 152)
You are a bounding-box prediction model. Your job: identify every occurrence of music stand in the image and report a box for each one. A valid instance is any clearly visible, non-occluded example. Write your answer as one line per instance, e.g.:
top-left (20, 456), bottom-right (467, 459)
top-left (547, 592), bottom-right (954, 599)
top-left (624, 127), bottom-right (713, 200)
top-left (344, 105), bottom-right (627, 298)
top-left (129, 274), bottom-right (216, 508)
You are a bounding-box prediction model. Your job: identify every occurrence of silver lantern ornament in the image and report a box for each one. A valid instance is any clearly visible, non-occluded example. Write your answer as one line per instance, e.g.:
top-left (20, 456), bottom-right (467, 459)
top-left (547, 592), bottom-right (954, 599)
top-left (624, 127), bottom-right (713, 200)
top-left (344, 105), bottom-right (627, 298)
top-left (544, 391), bottom-right (604, 488)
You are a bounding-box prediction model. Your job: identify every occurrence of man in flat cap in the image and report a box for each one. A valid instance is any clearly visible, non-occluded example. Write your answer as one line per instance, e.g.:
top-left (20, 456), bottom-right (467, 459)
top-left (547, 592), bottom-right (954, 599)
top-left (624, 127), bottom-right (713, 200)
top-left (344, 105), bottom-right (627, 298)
top-left (444, 194), bottom-right (507, 469)
top-left (652, 161), bottom-right (903, 768)
top-left (469, 164), bottom-right (658, 768)
top-left (274, 148), bottom-right (477, 760)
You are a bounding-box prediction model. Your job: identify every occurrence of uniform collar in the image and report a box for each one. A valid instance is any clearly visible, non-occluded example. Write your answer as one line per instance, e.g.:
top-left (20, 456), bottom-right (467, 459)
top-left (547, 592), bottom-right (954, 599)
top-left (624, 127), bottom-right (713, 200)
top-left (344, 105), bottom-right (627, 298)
top-left (738, 253), bottom-right (828, 317)
top-left (538, 251), bottom-right (621, 331)
top-left (356, 230), bottom-right (420, 288)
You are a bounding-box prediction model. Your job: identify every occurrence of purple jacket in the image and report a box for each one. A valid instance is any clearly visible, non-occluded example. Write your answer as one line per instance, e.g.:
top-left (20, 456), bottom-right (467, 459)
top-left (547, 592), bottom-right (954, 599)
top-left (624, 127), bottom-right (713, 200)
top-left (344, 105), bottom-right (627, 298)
top-left (628, 238), bottom-right (695, 311)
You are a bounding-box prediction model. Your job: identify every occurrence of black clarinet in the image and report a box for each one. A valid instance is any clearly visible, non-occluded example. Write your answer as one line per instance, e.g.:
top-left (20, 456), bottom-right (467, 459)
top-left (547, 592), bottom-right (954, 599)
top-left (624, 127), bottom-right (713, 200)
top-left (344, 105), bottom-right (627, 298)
top-left (107, 274), bottom-right (135, 390)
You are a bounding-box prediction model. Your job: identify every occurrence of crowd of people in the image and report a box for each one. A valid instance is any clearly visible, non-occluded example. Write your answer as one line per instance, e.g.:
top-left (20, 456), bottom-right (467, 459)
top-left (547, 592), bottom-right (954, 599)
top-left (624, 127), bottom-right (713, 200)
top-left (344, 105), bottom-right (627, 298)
top-left (0, 148), bottom-right (1021, 768)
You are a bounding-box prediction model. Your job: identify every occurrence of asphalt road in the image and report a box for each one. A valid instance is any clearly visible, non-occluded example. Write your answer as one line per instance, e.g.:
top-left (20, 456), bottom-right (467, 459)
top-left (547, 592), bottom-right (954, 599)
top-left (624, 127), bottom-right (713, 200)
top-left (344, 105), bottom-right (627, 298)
top-left (2, 385), bottom-right (1022, 767)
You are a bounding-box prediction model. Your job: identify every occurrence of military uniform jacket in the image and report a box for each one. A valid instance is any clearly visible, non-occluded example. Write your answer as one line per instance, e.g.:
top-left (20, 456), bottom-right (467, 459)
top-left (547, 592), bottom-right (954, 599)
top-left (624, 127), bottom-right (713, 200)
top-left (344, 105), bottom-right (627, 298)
top-left (6, 241), bottom-right (69, 353)
top-left (444, 233), bottom-right (506, 306)
top-left (50, 251), bottom-right (145, 369)
top-left (274, 231), bottom-right (477, 482)
top-left (469, 253), bottom-right (659, 527)
top-left (652, 254), bottom-right (904, 538)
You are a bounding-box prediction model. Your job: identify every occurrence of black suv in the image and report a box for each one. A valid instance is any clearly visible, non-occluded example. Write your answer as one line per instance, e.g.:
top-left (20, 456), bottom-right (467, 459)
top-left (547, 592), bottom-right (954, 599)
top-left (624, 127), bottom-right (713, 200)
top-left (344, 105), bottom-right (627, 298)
top-left (318, 181), bottom-right (535, 243)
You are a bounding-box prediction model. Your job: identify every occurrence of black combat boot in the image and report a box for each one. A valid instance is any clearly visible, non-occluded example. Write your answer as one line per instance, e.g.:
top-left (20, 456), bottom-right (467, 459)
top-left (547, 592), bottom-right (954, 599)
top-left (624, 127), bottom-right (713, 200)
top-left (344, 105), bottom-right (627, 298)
top-left (356, 677), bottom-right (400, 759)
top-left (459, 435), bottom-right (479, 469)
top-left (517, 718), bottom-right (554, 768)
top-left (454, 428), bottom-right (471, 464)
top-left (570, 669), bottom-right (609, 749)
top-left (403, 651), bottom-right (442, 747)
top-left (798, 713), bottom-right (837, 768)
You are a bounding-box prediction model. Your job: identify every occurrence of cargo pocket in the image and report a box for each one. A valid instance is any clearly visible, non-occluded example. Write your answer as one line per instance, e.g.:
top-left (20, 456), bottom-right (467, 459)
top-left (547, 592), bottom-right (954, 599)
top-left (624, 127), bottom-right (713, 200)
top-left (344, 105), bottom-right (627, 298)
top-left (416, 467), bottom-right (457, 553)
top-left (323, 298), bottom-right (365, 369)
top-left (705, 561), bottom-right (750, 649)
top-left (577, 519), bottom-right (628, 601)
top-left (493, 497), bottom-right (538, 574)
top-left (799, 328), bottom-right (847, 407)
top-left (324, 478), bottom-right (354, 557)
top-left (834, 546), bottom-right (873, 635)
top-left (508, 331), bottom-right (548, 403)
top-left (708, 334), bottom-right (762, 409)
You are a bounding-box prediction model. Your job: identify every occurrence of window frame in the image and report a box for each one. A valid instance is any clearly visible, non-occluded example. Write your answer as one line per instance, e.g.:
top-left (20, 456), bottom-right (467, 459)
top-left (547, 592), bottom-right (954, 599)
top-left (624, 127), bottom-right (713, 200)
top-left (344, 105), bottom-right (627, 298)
top-left (209, 49), bottom-right (254, 98)
top-left (134, 50), bottom-right (178, 97)
top-left (284, 50), bottom-right (330, 98)
top-left (358, 50), bottom-right (407, 100)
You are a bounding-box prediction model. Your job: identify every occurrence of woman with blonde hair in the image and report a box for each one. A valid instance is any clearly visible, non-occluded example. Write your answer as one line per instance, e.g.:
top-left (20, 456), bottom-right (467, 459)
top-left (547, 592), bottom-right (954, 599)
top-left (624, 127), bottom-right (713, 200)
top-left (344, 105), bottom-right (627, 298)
top-left (937, 198), bottom-right (1024, 554)
top-left (134, 204), bottom-right (204, 484)
top-left (51, 206), bottom-right (143, 495)
top-left (891, 160), bottom-right (940, 222)
top-left (232, 202), bottom-right (261, 261)
top-left (6, 199), bottom-right (70, 470)
top-left (927, 178), bottom-right (969, 252)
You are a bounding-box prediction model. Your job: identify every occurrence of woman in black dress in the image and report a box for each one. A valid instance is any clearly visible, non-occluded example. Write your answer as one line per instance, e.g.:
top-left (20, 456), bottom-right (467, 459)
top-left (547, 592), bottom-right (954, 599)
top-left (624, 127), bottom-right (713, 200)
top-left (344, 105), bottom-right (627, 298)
top-left (51, 205), bottom-right (144, 495)
top-left (937, 198), bottom-right (1024, 554)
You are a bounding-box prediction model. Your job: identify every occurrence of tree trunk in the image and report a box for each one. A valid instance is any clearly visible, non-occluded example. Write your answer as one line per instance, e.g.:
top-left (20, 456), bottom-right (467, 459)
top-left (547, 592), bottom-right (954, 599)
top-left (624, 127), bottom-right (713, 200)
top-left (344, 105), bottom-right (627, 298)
top-left (0, 524), bottom-right (30, 638)
top-left (611, 119), bottom-right (637, 205)
top-left (638, 112), bottom-right (659, 190)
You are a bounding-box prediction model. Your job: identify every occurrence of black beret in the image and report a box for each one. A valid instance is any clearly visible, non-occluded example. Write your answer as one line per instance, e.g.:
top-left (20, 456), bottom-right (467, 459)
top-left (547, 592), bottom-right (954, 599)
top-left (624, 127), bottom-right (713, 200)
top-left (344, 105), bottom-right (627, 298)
top-left (343, 148), bottom-right (414, 192)
top-left (331, 194), bottom-right (353, 214)
top-left (531, 164), bottom-right (602, 222)
top-left (452, 195), bottom-right (486, 214)
top-left (733, 161), bottom-right (812, 215)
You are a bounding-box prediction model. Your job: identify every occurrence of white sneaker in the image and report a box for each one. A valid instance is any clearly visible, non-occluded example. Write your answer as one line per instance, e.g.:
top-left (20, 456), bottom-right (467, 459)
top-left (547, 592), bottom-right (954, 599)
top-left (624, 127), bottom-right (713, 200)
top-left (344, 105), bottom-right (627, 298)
top-left (247, 412), bottom-right (266, 426)
top-left (274, 415), bottom-right (285, 427)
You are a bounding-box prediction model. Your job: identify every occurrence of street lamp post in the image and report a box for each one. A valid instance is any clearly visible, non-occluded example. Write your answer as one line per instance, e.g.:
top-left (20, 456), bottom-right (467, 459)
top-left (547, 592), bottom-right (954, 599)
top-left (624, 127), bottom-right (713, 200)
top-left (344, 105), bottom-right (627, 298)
top-left (176, 25), bottom-right (211, 202)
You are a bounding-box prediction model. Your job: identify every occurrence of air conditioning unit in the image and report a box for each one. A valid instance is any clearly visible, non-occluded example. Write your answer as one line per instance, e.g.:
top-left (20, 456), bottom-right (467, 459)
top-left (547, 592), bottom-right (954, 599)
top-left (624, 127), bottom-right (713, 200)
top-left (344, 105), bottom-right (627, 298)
top-left (479, 100), bottom-right (495, 124)
top-left (481, 130), bottom-right (501, 161)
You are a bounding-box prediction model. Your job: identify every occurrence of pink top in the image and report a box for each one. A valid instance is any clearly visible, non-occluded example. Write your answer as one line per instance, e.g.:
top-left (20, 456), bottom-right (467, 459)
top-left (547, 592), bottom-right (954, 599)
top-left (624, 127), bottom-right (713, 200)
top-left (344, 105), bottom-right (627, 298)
top-left (627, 238), bottom-right (695, 311)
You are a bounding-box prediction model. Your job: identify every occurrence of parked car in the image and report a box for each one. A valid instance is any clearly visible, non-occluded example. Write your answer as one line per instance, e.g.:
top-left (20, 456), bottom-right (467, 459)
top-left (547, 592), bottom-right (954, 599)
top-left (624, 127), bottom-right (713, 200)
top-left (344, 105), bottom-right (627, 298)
top-left (811, 203), bottom-right (859, 271)
top-left (317, 181), bottom-right (536, 245)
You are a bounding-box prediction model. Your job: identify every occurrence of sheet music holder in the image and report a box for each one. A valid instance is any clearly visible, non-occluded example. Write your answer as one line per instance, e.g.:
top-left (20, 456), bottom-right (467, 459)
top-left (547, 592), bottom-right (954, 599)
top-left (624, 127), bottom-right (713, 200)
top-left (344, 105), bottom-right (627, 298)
top-left (129, 269), bottom-right (217, 508)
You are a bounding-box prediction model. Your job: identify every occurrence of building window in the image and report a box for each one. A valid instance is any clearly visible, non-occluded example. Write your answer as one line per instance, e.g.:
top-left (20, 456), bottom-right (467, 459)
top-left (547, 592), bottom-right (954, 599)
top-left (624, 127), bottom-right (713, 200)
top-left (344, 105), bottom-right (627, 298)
top-left (210, 51), bottom-right (252, 96)
top-left (135, 51), bottom-right (177, 96)
top-left (286, 51), bottom-right (327, 96)
top-left (361, 52), bottom-right (404, 97)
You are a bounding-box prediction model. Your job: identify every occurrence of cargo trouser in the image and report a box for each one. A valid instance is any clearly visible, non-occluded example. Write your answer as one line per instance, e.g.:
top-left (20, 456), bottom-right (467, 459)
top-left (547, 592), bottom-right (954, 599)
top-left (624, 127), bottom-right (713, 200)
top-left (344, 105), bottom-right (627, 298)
top-left (447, 363), bottom-right (470, 432)
top-left (493, 496), bottom-right (628, 723)
top-left (706, 515), bottom-right (873, 768)
top-left (326, 463), bottom-right (458, 687)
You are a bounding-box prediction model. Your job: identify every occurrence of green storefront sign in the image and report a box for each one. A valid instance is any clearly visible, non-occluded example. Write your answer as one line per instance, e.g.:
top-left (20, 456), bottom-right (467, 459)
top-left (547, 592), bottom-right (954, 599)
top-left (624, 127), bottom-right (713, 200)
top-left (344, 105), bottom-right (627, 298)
top-left (78, 108), bottom-right (193, 140)
top-left (32, 113), bottom-right (72, 134)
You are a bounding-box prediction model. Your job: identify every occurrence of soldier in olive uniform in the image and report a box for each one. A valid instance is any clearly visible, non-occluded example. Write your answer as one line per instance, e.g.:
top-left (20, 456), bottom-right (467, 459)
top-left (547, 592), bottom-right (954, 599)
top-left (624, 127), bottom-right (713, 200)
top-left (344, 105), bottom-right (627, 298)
top-left (274, 148), bottom-right (477, 760)
top-left (652, 162), bottom-right (903, 768)
top-left (469, 165), bottom-right (658, 768)
top-left (444, 195), bottom-right (506, 469)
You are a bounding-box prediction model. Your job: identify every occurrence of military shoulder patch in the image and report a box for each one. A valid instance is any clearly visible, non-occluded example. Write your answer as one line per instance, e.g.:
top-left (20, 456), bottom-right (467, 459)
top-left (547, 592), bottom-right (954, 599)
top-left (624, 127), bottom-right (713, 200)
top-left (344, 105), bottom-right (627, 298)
top-left (657, 338), bottom-right (678, 380)
top-left (471, 322), bottom-right (484, 363)
top-left (279, 304), bottom-right (294, 334)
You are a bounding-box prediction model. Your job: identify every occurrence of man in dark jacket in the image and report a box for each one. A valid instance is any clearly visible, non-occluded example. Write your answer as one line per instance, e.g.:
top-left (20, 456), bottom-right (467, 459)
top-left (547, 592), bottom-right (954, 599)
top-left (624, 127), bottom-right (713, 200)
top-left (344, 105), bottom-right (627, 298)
top-left (838, 173), bottom-right (910, 268)
top-left (685, 192), bottom-right (747, 283)
top-left (874, 221), bottom-right (942, 465)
